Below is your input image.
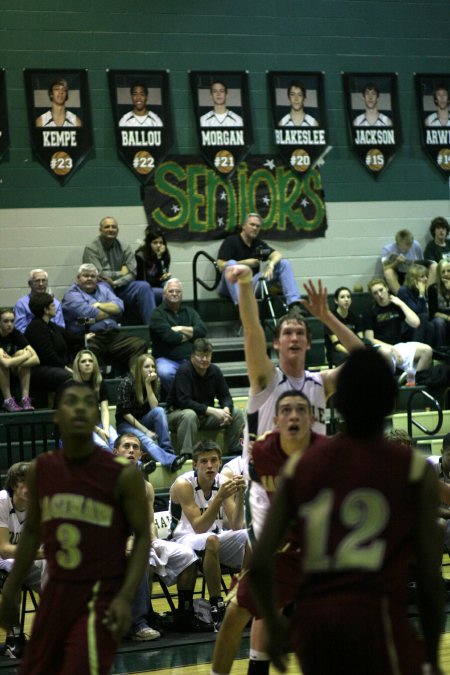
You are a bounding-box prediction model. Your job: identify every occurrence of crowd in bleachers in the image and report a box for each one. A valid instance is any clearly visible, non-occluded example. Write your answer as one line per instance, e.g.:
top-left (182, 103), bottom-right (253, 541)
top-left (1, 210), bottom-right (450, 657)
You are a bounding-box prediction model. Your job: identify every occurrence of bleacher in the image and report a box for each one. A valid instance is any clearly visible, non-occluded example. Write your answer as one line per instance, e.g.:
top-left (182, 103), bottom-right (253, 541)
top-left (3, 289), bottom-right (448, 493)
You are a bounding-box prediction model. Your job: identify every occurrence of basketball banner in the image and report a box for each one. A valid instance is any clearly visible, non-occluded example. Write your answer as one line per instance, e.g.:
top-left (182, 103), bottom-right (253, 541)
top-left (343, 72), bottom-right (401, 178)
top-left (190, 71), bottom-right (253, 178)
top-left (415, 73), bottom-right (450, 177)
top-left (24, 69), bottom-right (93, 185)
top-left (267, 71), bottom-right (330, 176)
top-left (108, 69), bottom-right (174, 184)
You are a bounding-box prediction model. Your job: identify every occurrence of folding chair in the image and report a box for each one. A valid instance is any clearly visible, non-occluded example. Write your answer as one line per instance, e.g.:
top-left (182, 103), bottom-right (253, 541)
top-left (0, 571), bottom-right (39, 632)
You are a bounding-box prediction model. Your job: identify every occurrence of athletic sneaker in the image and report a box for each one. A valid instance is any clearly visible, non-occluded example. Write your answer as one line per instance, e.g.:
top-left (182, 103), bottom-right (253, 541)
top-left (2, 397), bottom-right (23, 413)
top-left (3, 632), bottom-right (27, 659)
top-left (210, 601), bottom-right (226, 632)
top-left (131, 625), bottom-right (161, 641)
top-left (174, 608), bottom-right (214, 633)
top-left (20, 396), bottom-right (35, 411)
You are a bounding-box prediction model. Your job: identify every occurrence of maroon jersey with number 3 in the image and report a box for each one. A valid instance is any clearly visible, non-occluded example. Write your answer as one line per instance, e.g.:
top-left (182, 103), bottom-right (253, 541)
top-left (36, 447), bottom-right (130, 581)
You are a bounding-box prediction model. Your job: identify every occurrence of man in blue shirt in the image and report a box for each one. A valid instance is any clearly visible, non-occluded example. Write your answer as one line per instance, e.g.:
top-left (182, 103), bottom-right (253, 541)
top-left (62, 263), bottom-right (148, 372)
top-left (14, 269), bottom-right (65, 333)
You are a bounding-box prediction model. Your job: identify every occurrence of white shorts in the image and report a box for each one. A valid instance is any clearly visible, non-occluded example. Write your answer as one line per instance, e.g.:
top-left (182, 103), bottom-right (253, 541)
top-left (246, 480), bottom-right (270, 545)
top-left (150, 538), bottom-right (198, 587)
top-left (0, 558), bottom-right (46, 591)
top-left (173, 529), bottom-right (247, 568)
top-left (393, 341), bottom-right (422, 371)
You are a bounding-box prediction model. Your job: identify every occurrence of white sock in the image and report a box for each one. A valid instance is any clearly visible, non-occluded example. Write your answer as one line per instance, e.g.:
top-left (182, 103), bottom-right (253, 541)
top-left (249, 649), bottom-right (270, 661)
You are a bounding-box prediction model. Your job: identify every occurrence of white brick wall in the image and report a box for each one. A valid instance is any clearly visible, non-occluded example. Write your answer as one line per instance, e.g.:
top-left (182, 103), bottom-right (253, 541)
top-left (1, 199), bottom-right (448, 307)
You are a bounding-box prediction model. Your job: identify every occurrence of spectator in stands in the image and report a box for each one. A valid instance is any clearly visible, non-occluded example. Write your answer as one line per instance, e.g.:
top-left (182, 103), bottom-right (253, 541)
top-left (62, 263), bottom-right (148, 373)
top-left (135, 228), bottom-right (172, 305)
top-left (381, 229), bottom-right (425, 294)
top-left (0, 308), bottom-right (38, 412)
top-left (424, 217), bottom-right (450, 264)
top-left (166, 338), bottom-right (244, 457)
top-left (72, 349), bottom-right (117, 451)
top-left (83, 216), bottom-right (155, 324)
top-left (397, 264), bottom-right (436, 346)
top-left (0, 462), bottom-right (46, 659)
top-left (113, 433), bottom-right (212, 633)
top-left (169, 440), bottom-right (247, 630)
top-left (25, 293), bottom-right (88, 395)
top-left (364, 278), bottom-right (432, 376)
top-left (14, 269), bottom-right (65, 333)
top-left (325, 287), bottom-right (364, 366)
top-left (217, 212), bottom-right (301, 308)
top-left (115, 353), bottom-right (188, 474)
top-left (149, 279), bottom-right (207, 397)
top-left (428, 259), bottom-right (450, 348)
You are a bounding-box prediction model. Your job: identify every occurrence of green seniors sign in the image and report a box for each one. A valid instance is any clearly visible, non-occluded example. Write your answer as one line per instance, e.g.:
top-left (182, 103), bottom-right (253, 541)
top-left (142, 155), bottom-right (327, 241)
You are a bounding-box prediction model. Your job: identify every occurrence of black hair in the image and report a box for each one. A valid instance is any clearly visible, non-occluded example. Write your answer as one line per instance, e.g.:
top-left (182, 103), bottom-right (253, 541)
top-left (136, 227), bottom-right (171, 269)
top-left (334, 349), bottom-right (397, 438)
top-left (429, 216), bottom-right (450, 237)
top-left (433, 83), bottom-right (449, 104)
top-left (28, 292), bottom-right (54, 319)
top-left (210, 80), bottom-right (228, 93)
top-left (333, 286), bottom-right (352, 302)
top-left (53, 380), bottom-right (97, 410)
top-left (362, 82), bottom-right (380, 97)
top-left (130, 81), bottom-right (148, 96)
top-left (287, 80), bottom-right (306, 97)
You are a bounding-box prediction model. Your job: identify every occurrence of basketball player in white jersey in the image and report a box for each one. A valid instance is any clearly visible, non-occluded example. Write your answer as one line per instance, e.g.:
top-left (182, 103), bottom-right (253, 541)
top-left (210, 266), bottom-right (363, 675)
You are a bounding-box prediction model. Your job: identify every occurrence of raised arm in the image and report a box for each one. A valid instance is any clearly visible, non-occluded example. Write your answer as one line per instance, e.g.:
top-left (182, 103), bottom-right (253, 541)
top-left (302, 280), bottom-right (364, 398)
top-left (302, 280), bottom-right (363, 354)
top-left (225, 264), bottom-right (275, 394)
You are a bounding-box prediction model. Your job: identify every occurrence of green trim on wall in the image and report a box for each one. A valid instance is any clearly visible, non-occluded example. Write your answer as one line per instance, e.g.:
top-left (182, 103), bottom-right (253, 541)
top-left (1, 0), bottom-right (450, 207)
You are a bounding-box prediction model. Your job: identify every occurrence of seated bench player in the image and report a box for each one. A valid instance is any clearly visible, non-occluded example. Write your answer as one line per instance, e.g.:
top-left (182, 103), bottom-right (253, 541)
top-left (169, 440), bottom-right (247, 630)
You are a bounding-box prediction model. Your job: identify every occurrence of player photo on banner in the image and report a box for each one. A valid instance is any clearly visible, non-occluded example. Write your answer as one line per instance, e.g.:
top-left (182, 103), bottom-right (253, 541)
top-left (343, 72), bottom-right (401, 178)
top-left (0, 70), bottom-right (10, 162)
top-left (415, 73), bottom-right (450, 177)
top-left (108, 70), bottom-right (173, 184)
top-left (268, 71), bottom-right (329, 175)
top-left (24, 69), bottom-right (93, 185)
top-left (190, 71), bottom-right (253, 178)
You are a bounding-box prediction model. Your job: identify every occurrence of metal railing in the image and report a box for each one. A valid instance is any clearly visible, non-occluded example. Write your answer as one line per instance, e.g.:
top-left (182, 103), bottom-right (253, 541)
top-left (405, 388), bottom-right (443, 439)
top-left (192, 250), bottom-right (221, 311)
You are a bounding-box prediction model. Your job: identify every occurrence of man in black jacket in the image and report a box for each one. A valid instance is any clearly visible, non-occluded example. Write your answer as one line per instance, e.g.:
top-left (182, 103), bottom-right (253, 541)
top-left (166, 338), bottom-right (244, 456)
top-left (149, 279), bottom-right (207, 397)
